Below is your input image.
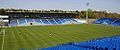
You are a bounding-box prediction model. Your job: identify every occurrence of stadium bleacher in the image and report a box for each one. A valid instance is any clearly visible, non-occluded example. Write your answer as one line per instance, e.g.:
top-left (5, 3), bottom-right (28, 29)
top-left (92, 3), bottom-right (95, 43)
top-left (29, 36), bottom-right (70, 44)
top-left (9, 18), bottom-right (120, 26)
top-left (49, 19), bottom-right (57, 24)
top-left (34, 19), bottom-right (42, 23)
top-left (93, 18), bottom-right (120, 26)
top-left (41, 35), bottom-right (120, 50)
top-left (19, 19), bottom-right (26, 24)
top-left (26, 19), bottom-right (34, 22)
top-left (9, 19), bottom-right (18, 26)
top-left (9, 18), bottom-right (85, 26)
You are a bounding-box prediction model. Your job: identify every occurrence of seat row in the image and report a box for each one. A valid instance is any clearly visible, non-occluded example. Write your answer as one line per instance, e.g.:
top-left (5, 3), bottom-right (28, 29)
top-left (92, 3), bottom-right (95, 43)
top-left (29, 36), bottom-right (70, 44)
top-left (93, 18), bottom-right (120, 26)
top-left (41, 35), bottom-right (120, 50)
top-left (9, 18), bottom-right (82, 26)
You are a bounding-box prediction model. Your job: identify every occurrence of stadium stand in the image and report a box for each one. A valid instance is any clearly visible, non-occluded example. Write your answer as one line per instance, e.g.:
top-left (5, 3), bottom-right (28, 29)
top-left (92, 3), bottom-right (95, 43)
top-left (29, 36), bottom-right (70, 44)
top-left (93, 18), bottom-right (120, 26)
top-left (7, 11), bottom-right (88, 27)
top-left (41, 35), bottom-right (120, 50)
top-left (9, 18), bottom-right (86, 26)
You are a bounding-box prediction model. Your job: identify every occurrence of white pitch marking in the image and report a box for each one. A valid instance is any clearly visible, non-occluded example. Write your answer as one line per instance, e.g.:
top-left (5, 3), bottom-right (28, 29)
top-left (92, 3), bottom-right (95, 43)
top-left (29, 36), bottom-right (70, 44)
top-left (1, 29), bottom-right (5, 50)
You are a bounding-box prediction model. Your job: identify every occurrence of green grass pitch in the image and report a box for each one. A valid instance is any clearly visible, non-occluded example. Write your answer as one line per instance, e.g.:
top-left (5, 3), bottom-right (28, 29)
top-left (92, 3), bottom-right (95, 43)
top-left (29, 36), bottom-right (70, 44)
top-left (0, 24), bottom-right (120, 50)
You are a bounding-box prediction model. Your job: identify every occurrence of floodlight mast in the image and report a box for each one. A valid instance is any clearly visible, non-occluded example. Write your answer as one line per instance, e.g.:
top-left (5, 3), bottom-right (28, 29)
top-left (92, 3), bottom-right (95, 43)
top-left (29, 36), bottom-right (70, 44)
top-left (86, 2), bottom-right (89, 23)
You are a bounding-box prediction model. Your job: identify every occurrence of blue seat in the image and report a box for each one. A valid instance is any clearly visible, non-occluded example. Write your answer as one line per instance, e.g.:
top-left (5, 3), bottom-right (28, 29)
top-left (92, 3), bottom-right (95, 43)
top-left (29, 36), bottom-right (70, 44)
top-left (34, 19), bottom-right (42, 23)
top-left (54, 19), bottom-right (62, 24)
top-left (48, 19), bottom-right (57, 24)
top-left (19, 19), bottom-right (26, 24)
top-left (41, 35), bottom-right (120, 50)
top-left (26, 19), bottom-right (34, 22)
top-left (9, 19), bottom-right (18, 26)
top-left (93, 18), bottom-right (120, 26)
top-left (41, 19), bottom-right (50, 24)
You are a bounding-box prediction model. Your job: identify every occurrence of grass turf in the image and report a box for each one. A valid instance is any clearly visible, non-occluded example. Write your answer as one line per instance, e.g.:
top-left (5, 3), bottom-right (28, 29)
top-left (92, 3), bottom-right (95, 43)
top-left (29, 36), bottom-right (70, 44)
top-left (0, 24), bottom-right (120, 50)
top-left (0, 36), bottom-right (2, 49)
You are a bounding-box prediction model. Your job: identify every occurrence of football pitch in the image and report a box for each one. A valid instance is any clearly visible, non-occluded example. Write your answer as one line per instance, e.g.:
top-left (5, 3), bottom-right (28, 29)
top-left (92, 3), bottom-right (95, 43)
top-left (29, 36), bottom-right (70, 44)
top-left (0, 24), bottom-right (120, 50)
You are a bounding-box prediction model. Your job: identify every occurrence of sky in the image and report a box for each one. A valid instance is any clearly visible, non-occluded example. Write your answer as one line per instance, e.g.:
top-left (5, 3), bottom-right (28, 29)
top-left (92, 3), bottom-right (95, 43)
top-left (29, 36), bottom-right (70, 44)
top-left (0, 0), bottom-right (120, 13)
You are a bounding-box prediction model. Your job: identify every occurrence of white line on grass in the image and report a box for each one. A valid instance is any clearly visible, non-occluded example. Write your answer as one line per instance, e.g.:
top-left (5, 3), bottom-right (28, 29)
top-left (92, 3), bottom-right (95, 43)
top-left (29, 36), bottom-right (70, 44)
top-left (24, 28), bottom-right (48, 46)
top-left (16, 29), bottom-right (25, 41)
top-left (1, 29), bottom-right (5, 50)
top-left (11, 30), bottom-right (15, 39)
top-left (16, 31), bottom-right (24, 41)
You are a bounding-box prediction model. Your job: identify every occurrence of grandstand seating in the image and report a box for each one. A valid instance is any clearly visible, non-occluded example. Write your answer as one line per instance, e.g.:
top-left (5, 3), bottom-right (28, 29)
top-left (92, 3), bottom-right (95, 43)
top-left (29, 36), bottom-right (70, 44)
top-left (41, 35), bottom-right (120, 50)
top-left (19, 19), bottom-right (26, 24)
top-left (34, 19), bottom-right (42, 23)
top-left (9, 19), bottom-right (18, 26)
top-left (93, 18), bottom-right (120, 26)
top-left (41, 19), bottom-right (50, 24)
top-left (54, 19), bottom-right (62, 24)
top-left (9, 18), bottom-right (86, 26)
top-left (26, 19), bottom-right (34, 22)
top-left (49, 19), bottom-right (57, 24)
